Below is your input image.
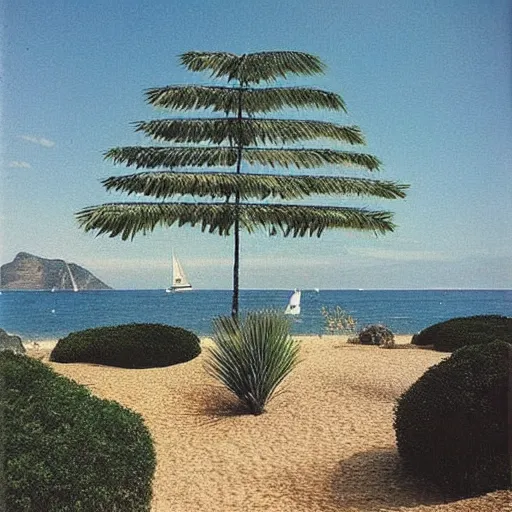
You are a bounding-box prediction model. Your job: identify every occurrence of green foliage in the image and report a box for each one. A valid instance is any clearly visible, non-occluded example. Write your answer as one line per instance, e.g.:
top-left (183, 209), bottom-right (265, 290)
top-left (321, 306), bottom-right (357, 334)
top-left (76, 49), bottom-right (408, 316)
top-left (50, 323), bottom-right (200, 368)
top-left (394, 341), bottom-right (511, 498)
top-left (411, 315), bottom-right (512, 352)
top-left (1, 351), bottom-right (156, 511)
top-left (77, 202), bottom-right (396, 240)
top-left (179, 50), bottom-right (326, 84)
top-left (102, 169), bottom-right (406, 200)
top-left (357, 324), bottom-right (395, 347)
top-left (205, 311), bottom-right (300, 415)
top-left (145, 85), bottom-right (346, 114)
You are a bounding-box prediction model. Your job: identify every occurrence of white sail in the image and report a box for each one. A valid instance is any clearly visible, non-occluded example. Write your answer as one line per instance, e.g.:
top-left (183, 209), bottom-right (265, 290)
top-left (166, 253), bottom-right (192, 292)
top-left (284, 289), bottom-right (301, 315)
top-left (65, 262), bottom-right (79, 292)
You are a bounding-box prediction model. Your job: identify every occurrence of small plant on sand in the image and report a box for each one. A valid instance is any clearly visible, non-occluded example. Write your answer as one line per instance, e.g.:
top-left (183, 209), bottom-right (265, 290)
top-left (205, 310), bottom-right (300, 415)
top-left (321, 306), bottom-right (357, 335)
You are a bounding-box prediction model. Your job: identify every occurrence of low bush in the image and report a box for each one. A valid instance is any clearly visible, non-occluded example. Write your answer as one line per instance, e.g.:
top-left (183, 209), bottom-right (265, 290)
top-left (206, 311), bottom-right (300, 415)
top-left (411, 315), bottom-right (512, 352)
top-left (356, 324), bottom-right (395, 348)
top-left (50, 323), bottom-right (201, 368)
top-left (1, 351), bottom-right (156, 511)
top-left (394, 341), bottom-right (511, 498)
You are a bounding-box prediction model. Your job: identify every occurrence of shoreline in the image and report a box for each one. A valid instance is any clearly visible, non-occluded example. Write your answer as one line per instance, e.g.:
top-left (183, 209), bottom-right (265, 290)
top-left (23, 334), bottom-right (415, 353)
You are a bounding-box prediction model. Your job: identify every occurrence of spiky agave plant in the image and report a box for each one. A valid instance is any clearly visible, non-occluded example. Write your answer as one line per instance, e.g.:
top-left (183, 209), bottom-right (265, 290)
top-left (205, 311), bottom-right (300, 415)
top-left (77, 51), bottom-right (409, 317)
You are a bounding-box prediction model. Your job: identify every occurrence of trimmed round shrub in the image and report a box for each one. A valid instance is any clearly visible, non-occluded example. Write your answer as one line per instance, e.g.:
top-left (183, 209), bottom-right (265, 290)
top-left (50, 323), bottom-right (201, 368)
top-left (358, 324), bottom-right (395, 347)
top-left (411, 315), bottom-right (512, 352)
top-left (1, 351), bottom-right (156, 511)
top-left (394, 341), bottom-right (511, 498)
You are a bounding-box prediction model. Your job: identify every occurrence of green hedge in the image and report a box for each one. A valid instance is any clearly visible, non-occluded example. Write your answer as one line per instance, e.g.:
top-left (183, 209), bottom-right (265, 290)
top-left (50, 323), bottom-right (201, 368)
top-left (1, 351), bottom-right (156, 511)
top-left (394, 341), bottom-right (511, 498)
top-left (411, 315), bottom-right (512, 352)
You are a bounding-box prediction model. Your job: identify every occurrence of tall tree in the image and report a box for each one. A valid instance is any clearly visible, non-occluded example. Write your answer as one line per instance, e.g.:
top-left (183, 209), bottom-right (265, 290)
top-left (77, 51), bottom-right (408, 317)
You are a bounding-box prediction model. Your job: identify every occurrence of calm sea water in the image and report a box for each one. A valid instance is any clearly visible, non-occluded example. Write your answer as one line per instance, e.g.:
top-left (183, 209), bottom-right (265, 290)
top-left (0, 289), bottom-right (510, 341)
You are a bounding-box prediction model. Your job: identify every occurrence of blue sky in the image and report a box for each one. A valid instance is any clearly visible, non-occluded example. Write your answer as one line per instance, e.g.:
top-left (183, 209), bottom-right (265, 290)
top-left (2, 0), bottom-right (511, 290)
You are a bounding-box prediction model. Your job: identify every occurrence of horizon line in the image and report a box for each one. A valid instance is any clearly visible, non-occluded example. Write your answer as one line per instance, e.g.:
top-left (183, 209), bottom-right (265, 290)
top-left (1, 288), bottom-right (511, 292)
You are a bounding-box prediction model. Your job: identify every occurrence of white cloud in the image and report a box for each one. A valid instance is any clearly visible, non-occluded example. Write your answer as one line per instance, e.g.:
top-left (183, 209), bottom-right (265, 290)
top-left (80, 255), bottom-right (338, 273)
top-left (8, 160), bottom-right (32, 169)
top-left (20, 135), bottom-right (55, 148)
top-left (78, 258), bottom-right (163, 271)
top-left (240, 255), bottom-right (342, 268)
top-left (346, 247), bottom-right (453, 262)
top-left (81, 256), bottom-right (233, 271)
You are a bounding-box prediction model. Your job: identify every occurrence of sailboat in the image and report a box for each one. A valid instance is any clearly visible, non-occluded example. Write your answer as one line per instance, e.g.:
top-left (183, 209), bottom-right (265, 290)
top-left (284, 289), bottom-right (301, 315)
top-left (65, 262), bottom-right (79, 292)
top-left (166, 253), bottom-right (192, 292)
top-left (52, 262), bottom-right (79, 292)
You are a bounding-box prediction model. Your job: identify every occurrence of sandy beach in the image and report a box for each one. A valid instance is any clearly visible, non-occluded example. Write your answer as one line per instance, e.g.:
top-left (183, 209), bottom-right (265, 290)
top-left (25, 335), bottom-right (510, 512)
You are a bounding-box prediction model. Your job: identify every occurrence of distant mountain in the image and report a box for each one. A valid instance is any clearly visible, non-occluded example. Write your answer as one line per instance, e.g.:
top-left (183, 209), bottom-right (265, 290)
top-left (0, 252), bottom-right (112, 290)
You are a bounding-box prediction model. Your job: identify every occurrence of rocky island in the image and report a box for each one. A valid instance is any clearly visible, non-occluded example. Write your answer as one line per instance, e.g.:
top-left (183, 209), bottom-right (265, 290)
top-left (0, 252), bottom-right (112, 291)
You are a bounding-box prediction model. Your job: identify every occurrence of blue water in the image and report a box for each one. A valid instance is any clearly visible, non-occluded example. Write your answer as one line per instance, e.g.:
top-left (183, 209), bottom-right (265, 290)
top-left (0, 289), bottom-right (510, 341)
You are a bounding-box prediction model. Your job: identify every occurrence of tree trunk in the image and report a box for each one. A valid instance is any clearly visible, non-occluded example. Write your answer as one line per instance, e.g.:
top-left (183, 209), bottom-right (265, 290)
top-left (231, 216), bottom-right (240, 318)
top-left (231, 87), bottom-right (244, 318)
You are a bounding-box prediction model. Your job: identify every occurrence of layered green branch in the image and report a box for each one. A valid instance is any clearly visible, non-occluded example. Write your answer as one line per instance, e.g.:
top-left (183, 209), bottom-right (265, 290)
top-left (180, 51), bottom-right (325, 84)
top-left (105, 146), bottom-right (381, 170)
top-left (77, 202), bottom-right (396, 240)
top-left (102, 171), bottom-right (408, 201)
top-left (135, 118), bottom-right (365, 145)
top-left (145, 85), bottom-right (346, 114)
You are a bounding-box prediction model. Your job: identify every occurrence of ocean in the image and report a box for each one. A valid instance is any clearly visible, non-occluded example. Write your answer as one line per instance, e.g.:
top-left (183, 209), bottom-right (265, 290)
top-left (1, 289), bottom-right (510, 342)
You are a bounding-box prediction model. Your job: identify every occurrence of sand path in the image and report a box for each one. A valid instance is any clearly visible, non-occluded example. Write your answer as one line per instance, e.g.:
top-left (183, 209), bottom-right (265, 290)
top-left (27, 336), bottom-right (511, 512)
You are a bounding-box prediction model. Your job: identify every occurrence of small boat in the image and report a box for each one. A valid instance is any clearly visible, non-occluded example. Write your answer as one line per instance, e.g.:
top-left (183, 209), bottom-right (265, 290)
top-left (166, 252), bottom-right (192, 292)
top-left (284, 289), bottom-right (301, 315)
top-left (65, 262), bottom-right (79, 292)
top-left (50, 262), bottom-right (79, 292)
